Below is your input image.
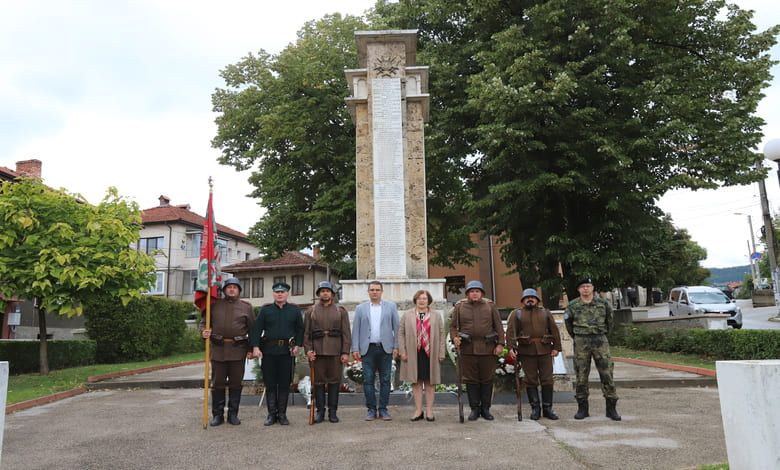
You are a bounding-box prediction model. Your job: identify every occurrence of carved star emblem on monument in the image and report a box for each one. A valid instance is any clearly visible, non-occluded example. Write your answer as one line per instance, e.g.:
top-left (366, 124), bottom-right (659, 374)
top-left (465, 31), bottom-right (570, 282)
top-left (373, 55), bottom-right (401, 78)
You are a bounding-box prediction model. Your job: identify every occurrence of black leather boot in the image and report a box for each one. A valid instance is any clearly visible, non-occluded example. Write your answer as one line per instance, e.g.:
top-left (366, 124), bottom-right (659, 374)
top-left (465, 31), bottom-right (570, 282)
top-left (277, 389), bottom-right (290, 425)
top-left (314, 385), bottom-right (326, 423)
top-left (606, 397), bottom-right (621, 421)
top-left (541, 386), bottom-right (559, 420)
top-left (480, 384), bottom-right (494, 420)
top-left (227, 389), bottom-right (242, 425)
top-left (327, 383), bottom-right (340, 423)
top-left (527, 387), bottom-right (541, 420)
top-left (209, 388), bottom-right (226, 426)
top-left (264, 385), bottom-right (278, 426)
top-left (466, 384), bottom-right (481, 421)
top-left (574, 397), bottom-right (589, 420)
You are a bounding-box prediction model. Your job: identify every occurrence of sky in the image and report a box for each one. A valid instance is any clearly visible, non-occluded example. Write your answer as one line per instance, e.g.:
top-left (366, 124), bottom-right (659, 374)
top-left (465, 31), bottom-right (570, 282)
top-left (2, 0), bottom-right (779, 270)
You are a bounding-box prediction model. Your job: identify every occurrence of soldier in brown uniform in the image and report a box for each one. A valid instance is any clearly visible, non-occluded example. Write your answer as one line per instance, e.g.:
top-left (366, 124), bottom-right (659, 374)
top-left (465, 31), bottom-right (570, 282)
top-left (304, 281), bottom-right (351, 423)
top-left (507, 288), bottom-right (562, 421)
top-left (199, 277), bottom-right (254, 426)
top-left (450, 280), bottom-right (505, 421)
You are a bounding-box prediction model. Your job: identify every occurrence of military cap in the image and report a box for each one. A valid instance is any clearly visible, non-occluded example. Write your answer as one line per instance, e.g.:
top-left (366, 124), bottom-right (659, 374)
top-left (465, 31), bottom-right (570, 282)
top-left (576, 278), bottom-right (593, 289)
top-left (272, 282), bottom-right (291, 292)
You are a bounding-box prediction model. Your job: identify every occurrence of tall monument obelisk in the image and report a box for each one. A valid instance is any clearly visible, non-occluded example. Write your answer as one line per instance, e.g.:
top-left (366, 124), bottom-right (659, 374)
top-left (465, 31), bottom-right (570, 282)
top-left (341, 30), bottom-right (445, 309)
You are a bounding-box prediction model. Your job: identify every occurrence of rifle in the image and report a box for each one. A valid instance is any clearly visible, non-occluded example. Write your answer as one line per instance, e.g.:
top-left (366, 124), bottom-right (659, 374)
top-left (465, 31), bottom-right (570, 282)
top-left (308, 358), bottom-right (315, 425)
top-left (514, 348), bottom-right (523, 422)
top-left (455, 345), bottom-right (464, 423)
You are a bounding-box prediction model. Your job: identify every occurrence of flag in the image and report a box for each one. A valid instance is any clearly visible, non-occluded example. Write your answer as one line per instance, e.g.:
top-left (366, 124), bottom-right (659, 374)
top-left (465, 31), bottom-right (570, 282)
top-left (194, 191), bottom-right (221, 311)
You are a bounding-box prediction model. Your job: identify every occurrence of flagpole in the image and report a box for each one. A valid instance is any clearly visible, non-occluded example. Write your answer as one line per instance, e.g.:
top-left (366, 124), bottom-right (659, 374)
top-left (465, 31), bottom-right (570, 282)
top-left (202, 177), bottom-right (214, 429)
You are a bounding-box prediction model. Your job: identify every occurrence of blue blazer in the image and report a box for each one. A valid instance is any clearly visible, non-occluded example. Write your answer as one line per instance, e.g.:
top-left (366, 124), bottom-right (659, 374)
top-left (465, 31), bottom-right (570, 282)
top-left (351, 299), bottom-right (399, 355)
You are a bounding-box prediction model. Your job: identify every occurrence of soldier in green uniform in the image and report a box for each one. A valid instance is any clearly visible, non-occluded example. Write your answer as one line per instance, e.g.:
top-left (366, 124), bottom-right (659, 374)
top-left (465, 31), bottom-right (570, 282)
top-left (251, 281), bottom-right (304, 426)
top-left (564, 278), bottom-right (621, 421)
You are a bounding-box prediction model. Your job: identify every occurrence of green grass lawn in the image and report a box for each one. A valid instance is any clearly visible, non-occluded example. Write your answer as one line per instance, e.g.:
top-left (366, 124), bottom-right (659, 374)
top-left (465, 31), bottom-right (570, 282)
top-left (611, 346), bottom-right (716, 370)
top-left (6, 352), bottom-right (204, 405)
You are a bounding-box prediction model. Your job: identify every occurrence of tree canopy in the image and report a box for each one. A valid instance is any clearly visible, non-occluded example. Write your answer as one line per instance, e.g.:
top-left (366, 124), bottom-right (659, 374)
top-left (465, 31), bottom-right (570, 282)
top-left (375, 0), bottom-right (778, 301)
top-left (0, 177), bottom-right (156, 373)
top-left (213, 1), bottom-right (778, 299)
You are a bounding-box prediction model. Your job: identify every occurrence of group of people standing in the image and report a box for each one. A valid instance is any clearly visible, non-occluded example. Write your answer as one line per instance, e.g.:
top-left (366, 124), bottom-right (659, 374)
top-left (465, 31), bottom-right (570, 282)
top-left (199, 276), bottom-right (620, 426)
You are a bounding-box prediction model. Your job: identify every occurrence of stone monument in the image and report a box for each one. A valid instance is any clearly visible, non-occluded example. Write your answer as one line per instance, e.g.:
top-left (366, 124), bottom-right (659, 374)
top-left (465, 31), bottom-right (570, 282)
top-left (341, 30), bottom-right (445, 310)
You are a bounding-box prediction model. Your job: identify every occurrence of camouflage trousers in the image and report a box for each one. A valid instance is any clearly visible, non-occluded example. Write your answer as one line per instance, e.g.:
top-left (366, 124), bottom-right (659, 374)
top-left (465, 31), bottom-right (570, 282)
top-left (573, 334), bottom-right (617, 399)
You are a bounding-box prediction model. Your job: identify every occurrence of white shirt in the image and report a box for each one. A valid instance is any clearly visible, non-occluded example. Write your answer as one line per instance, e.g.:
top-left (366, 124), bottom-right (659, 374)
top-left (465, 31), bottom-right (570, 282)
top-left (369, 302), bottom-right (382, 344)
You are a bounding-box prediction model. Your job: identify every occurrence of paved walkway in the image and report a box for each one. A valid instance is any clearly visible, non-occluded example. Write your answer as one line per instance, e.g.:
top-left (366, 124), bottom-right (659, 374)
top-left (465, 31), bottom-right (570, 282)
top-left (3, 359), bottom-right (726, 470)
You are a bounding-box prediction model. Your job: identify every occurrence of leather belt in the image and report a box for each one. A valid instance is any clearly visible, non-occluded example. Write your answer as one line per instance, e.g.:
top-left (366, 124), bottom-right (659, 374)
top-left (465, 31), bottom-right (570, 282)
top-left (370, 342), bottom-right (382, 347)
top-left (529, 337), bottom-right (543, 343)
top-left (267, 339), bottom-right (288, 346)
top-left (222, 338), bottom-right (234, 342)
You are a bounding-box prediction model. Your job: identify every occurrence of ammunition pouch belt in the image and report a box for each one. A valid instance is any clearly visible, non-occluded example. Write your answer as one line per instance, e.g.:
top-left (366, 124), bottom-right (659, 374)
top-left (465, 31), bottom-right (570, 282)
top-left (458, 332), bottom-right (471, 343)
top-left (484, 333), bottom-right (499, 344)
top-left (516, 335), bottom-right (532, 345)
top-left (210, 334), bottom-right (248, 345)
top-left (326, 328), bottom-right (342, 337)
top-left (311, 329), bottom-right (326, 339)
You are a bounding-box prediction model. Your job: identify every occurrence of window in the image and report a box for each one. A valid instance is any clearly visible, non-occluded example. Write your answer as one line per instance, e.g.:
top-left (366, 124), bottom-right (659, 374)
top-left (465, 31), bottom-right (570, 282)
top-left (252, 278), bottom-right (264, 298)
top-left (186, 233), bottom-right (201, 258)
top-left (144, 272), bottom-right (164, 294)
top-left (139, 237), bottom-right (164, 255)
top-left (245, 253), bottom-right (250, 261)
top-left (273, 276), bottom-right (286, 285)
top-left (238, 279), bottom-right (250, 298)
top-left (292, 275), bottom-right (304, 296)
top-left (183, 270), bottom-right (197, 295)
top-left (217, 239), bottom-right (228, 263)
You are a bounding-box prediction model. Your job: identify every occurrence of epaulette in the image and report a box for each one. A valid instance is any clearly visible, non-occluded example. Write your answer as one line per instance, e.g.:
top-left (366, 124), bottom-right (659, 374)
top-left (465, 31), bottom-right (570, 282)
top-left (288, 302), bottom-right (299, 306)
top-left (262, 302), bottom-right (273, 307)
top-left (596, 297), bottom-right (610, 305)
top-left (240, 300), bottom-right (253, 307)
top-left (566, 299), bottom-right (578, 306)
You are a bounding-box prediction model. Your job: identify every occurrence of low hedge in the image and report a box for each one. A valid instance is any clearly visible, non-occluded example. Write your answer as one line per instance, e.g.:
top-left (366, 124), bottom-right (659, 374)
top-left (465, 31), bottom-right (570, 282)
top-left (609, 326), bottom-right (780, 360)
top-left (84, 296), bottom-right (191, 363)
top-left (0, 340), bottom-right (96, 375)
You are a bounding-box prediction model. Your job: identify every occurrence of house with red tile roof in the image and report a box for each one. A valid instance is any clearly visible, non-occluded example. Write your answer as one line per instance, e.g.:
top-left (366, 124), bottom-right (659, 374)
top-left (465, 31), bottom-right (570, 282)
top-left (139, 196), bottom-right (260, 302)
top-left (222, 250), bottom-right (339, 308)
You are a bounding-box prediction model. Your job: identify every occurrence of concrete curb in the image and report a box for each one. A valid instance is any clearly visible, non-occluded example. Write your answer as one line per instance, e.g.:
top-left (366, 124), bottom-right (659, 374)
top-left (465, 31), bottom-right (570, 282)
top-left (613, 357), bottom-right (716, 377)
top-left (86, 360), bottom-right (204, 382)
top-left (6, 360), bottom-right (205, 414)
top-left (6, 388), bottom-right (87, 414)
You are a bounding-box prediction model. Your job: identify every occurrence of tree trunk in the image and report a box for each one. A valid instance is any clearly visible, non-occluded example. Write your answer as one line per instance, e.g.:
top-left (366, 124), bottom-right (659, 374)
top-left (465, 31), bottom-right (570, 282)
top-left (36, 299), bottom-right (49, 375)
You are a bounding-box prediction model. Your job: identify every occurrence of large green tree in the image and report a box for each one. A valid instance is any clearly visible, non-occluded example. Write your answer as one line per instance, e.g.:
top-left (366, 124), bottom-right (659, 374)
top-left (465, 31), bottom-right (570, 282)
top-left (377, 0), bottom-right (778, 303)
top-left (212, 13), bottom-right (477, 276)
top-left (0, 178), bottom-right (156, 374)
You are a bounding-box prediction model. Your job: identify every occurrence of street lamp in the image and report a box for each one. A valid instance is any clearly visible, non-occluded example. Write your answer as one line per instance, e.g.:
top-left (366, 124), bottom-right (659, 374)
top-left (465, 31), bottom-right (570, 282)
top-left (734, 212), bottom-right (759, 286)
top-left (760, 138), bottom-right (780, 313)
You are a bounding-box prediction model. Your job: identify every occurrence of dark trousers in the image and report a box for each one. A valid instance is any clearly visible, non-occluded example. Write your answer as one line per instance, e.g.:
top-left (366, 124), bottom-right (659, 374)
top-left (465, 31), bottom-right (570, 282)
top-left (461, 354), bottom-right (497, 384)
top-left (519, 354), bottom-right (554, 387)
top-left (361, 344), bottom-right (393, 411)
top-left (313, 355), bottom-right (343, 385)
top-left (261, 354), bottom-right (293, 393)
top-left (211, 360), bottom-right (245, 390)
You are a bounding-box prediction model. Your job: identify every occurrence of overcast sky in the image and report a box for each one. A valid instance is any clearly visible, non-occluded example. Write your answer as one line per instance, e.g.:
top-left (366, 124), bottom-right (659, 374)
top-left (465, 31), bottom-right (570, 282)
top-left (2, 0), bottom-right (778, 269)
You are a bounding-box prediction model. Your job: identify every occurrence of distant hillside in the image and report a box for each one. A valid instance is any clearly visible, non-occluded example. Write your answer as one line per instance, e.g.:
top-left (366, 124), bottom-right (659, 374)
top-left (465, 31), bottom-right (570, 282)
top-left (705, 265), bottom-right (751, 285)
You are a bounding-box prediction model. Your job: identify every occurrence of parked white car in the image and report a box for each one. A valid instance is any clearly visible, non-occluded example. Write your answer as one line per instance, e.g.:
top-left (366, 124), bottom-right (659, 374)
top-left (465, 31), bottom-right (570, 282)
top-left (668, 286), bottom-right (742, 328)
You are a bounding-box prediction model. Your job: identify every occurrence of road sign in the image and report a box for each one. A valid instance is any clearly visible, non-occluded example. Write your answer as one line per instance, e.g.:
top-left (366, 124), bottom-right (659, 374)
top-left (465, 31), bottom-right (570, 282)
top-left (751, 252), bottom-right (762, 260)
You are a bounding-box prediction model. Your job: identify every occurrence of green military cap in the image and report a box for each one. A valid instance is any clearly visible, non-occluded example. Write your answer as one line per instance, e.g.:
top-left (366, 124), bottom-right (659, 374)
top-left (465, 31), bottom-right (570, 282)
top-left (272, 281), bottom-right (291, 292)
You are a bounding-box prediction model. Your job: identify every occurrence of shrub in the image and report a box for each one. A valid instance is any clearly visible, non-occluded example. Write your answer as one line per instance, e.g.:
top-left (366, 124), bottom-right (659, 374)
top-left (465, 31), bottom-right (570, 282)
top-left (175, 327), bottom-right (206, 354)
top-left (614, 326), bottom-right (780, 360)
top-left (0, 340), bottom-right (96, 375)
top-left (84, 296), bottom-right (191, 363)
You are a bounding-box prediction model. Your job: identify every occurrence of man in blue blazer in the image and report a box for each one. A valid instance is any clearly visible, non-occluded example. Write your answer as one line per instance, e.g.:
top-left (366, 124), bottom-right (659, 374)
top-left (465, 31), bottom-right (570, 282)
top-left (351, 281), bottom-right (400, 421)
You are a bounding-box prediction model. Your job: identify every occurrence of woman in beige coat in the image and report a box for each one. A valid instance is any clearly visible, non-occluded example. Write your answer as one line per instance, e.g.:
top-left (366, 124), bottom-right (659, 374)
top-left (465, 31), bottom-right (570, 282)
top-left (399, 290), bottom-right (446, 421)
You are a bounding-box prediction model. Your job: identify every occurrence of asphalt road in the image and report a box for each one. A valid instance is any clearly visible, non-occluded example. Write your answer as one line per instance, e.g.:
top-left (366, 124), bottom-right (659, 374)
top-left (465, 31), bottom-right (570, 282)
top-left (646, 299), bottom-right (780, 330)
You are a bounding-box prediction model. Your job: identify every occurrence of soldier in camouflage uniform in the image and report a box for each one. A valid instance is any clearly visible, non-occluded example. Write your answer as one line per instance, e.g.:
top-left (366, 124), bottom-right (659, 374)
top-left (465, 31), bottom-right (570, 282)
top-left (564, 278), bottom-right (621, 421)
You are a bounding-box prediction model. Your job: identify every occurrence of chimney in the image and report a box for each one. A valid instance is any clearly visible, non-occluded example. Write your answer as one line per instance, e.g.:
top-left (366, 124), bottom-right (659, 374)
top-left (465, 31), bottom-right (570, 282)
top-left (159, 195), bottom-right (171, 206)
top-left (313, 245), bottom-right (321, 259)
top-left (16, 159), bottom-right (42, 178)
